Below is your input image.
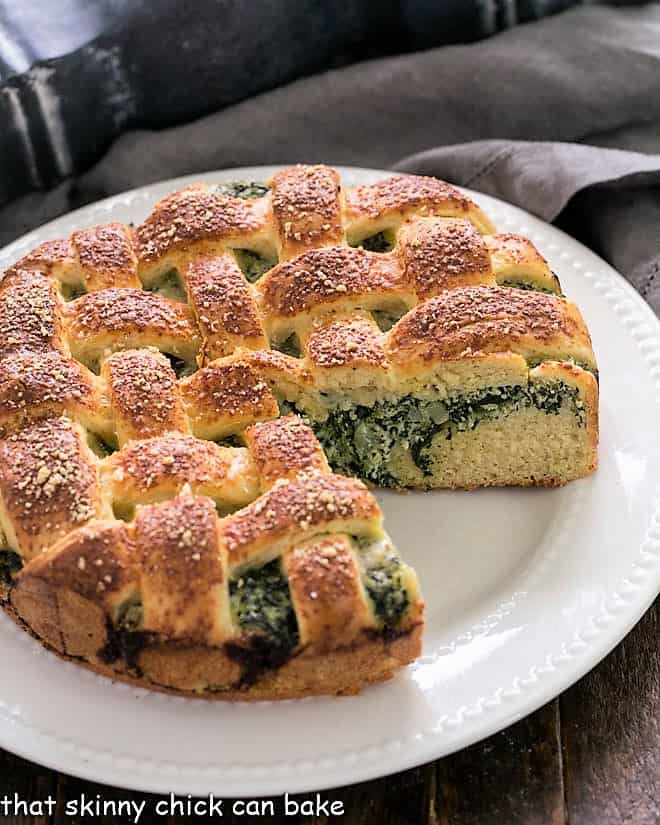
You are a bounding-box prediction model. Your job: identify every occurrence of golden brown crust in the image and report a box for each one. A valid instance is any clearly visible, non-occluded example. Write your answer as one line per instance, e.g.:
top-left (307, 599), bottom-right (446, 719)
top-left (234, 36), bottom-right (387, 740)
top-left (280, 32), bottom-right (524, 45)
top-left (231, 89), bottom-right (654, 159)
top-left (5, 589), bottom-right (422, 699)
top-left (8, 457), bottom-right (419, 697)
top-left (0, 351), bottom-right (98, 435)
top-left (229, 346), bottom-right (310, 378)
top-left (137, 185), bottom-right (264, 263)
top-left (245, 415), bottom-right (329, 490)
top-left (71, 223), bottom-right (140, 291)
top-left (388, 285), bottom-right (595, 368)
top-left (486, 233), bottom-right (561, 293)
top-left (0, 269), bottom-right (63, 358)
top-left (181, 359), bottom-right (279, 439)
top-left (346, 174), bottom-right (496, 234)
top-left (11, 238), bottom-right (73, 274)
top-left (134, 493), bottom-right (230, 645)
top-left (102, 348), bottom-right (188, 445)
top-left (285, 533), bottom-right (375, 651)
top-left (15, 520), bottom-right (136, 607)
top-left (1, 165), bottom-right (603, 699)
top-left (64, 288), bottom-right (200, 368)
top-left (9, 576), bottom-right (65, 651)
top-left (306, 312), bottom-right (388, 370)
top-left (398, 217), bottom-right (495, 298)
top-left (258, 245), bottom-right (407, 333)
top-left (222, 473), bottom-right (381, 569)
top-left (215, 349), bottom-right (314, 405)
top-left (270, 165), bottom-right (344, 260)
top-left (0, 417), bottom-right (102, 561)
top-left (185, 254), bottom-right (267, 362)
top-left (104, 433), bottom-right (258, 509)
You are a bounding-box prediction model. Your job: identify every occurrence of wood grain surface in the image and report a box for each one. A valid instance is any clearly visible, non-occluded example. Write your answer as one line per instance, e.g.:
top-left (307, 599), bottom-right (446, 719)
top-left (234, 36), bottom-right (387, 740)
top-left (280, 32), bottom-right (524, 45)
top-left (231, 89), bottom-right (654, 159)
top-left (0, 600), bottom-right (657, 825)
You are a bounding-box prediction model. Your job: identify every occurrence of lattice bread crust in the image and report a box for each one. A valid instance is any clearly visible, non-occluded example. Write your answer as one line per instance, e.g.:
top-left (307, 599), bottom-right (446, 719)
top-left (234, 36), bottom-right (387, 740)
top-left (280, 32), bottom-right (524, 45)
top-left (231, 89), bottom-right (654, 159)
top-left (0, 165), bottom-right (596, 697)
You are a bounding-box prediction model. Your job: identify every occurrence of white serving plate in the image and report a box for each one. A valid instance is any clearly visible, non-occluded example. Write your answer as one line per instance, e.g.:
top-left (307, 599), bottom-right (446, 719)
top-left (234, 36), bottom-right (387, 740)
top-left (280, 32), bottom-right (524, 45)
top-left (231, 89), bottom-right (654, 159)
top-left (0, 166), bottom-right (658, 797)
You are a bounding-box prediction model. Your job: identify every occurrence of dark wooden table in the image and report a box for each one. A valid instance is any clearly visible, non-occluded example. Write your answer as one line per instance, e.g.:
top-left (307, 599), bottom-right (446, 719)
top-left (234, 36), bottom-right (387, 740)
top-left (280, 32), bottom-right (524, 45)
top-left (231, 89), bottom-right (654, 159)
top-left (2, 600), bottom-right (657, 825)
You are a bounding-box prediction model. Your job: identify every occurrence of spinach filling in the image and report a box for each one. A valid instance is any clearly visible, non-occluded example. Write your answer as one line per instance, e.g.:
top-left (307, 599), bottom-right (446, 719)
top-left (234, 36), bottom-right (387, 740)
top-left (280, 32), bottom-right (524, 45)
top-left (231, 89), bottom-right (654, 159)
top-left (145, 268), bottom-right (187, 302)
top-left (372, 306), bottom-right (407, 332)
top-left (215, 433), bottom-right (244, 448)
top-left (286, 381), bottom-right (586, 486)
top-left (116, 599), bottom-right (143, 632)
top-left (499, 279), bottom-right (560, 296)
top-left (234, 248), bottom-right (277, 283)
top-left (99, 600), bottom-right (147, 672)
top-left (164, 353), bottom-right (196, 379)
top-left (99, 624), bottom-right (149, 672)
top-left (213, 181), bottom-right (270, 200)
top-left (112, 501), bottom-right (135, 522)
top-left (274, 333), bottom-right (302, 358)
top-left (350, 230), bottom-right (395, 253)
top-left (59, 281), bottom-right (87, 301)
top-left (0, 549), bottom-right (22, 599)
top-left (227, 560), bottom-right (299, 686)
top-left (355, 538), bottom-right (409, 630)
top-left (86, 431), bottom-right (117, 458)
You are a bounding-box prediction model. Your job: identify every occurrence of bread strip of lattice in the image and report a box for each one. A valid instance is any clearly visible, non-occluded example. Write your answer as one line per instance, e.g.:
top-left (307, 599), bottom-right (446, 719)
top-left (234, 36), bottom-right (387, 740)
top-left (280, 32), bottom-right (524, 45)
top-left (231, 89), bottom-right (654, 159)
top-left (10, 416), bottom-right (422, 694)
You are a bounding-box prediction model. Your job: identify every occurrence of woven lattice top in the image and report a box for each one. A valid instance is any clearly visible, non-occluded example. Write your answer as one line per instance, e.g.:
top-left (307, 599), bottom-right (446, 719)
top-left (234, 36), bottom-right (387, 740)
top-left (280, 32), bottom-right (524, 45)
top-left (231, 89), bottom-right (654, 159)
top-left (0, 164), bottom-right (596, 661)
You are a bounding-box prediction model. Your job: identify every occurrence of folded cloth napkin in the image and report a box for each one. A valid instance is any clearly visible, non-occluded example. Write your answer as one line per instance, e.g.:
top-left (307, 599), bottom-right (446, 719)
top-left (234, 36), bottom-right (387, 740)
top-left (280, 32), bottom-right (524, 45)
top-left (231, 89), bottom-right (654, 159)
top-left (1, 4), bottom-right (660, 315)
top-left (396, 141), bottom-right (660, 315)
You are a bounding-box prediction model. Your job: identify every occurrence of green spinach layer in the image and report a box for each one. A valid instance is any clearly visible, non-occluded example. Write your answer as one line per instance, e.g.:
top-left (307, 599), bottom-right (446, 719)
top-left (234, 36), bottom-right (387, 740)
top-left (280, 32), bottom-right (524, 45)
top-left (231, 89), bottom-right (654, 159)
top-left (355, 538), bottom-right (409, 629)
top-left (499, 279), bottom-right (560, 295)
top-left (274, 333), bottom-right (302, 358)
top-left (59, 282), bottom-right (87, 301)
top-left (0, 549), bottom-right (22, 599)
top-left (165, 353), bottom-right (197, 379)
top-left (145, 268), bottom-right (187, 302)
top-left (350, 230), bottom-right (395, 253)
top-left (371, 306), bottom-right (407, 332)
top-left (213, 181), bottom-right (270, 200)
top-left (230, 559), bottom-right (299, 654)
top-left (86, 431), bottom-right (117, 458)
top-left (284, 381), bottom-right (585, 486)
top-left (233, 249), bottom-right (277, 283)
top-left (115, 599), bottom-right (143, 632)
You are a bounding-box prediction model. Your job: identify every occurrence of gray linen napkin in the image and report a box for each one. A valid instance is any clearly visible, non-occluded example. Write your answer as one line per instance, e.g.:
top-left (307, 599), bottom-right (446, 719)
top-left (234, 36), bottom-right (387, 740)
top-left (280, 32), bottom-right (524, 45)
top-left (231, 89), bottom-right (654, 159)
top-left (396, 141), bottom-right (660, 314)
top-left (1, 4), bottom-right (660, 315)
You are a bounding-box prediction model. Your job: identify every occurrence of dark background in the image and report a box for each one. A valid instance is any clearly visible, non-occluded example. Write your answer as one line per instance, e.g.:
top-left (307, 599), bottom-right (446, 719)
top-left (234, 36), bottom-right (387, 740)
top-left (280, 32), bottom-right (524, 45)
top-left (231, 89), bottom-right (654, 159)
top-left (0, 0), bottom-right (585, 205)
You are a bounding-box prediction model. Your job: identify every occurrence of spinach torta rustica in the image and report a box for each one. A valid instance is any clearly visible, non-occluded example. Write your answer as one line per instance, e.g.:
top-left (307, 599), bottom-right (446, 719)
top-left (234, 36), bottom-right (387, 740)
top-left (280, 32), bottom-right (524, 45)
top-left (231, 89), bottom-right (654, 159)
top-left (0, 165), bottom-right (598, 699)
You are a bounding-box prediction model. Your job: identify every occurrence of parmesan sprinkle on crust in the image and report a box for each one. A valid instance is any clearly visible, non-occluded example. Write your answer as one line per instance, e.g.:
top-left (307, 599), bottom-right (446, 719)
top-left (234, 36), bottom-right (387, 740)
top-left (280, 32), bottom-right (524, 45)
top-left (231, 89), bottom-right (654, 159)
top-left (389, 286), bottom-right (591, 363)
top-left (104, 348), bottom-right (187, 443)
top-left (307, 314), bottom-right (387, 369)
top-left (271, 165), bottom-right (344, 258)
top-left (222, 474), bottom-right (380, 561)
top-left (346, 174), bottom-right (469, 221)
top-left (186, 254), bottom-right (267, 361)
top-left (72, 223), bottom-right (140, 290)
top-left (137, 185), bottom-right (263, 262)
top-left (0, 269), bottom-right (61, 359)
top-left (398, 217), bottom-right (495, 298)
top-left (258, 245), bottom-right (405, 319)
top-left (0, 164), bottom-right (598, 696)
top-left (245, 415), bottom-right (329, 488)
top-left (0, 417), bottom-right (99, 560)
